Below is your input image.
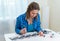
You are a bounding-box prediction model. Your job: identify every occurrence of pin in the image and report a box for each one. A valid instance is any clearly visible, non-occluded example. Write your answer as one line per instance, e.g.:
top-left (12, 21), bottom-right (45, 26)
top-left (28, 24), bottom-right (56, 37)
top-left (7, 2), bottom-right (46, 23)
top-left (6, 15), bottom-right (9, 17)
top-left (50, 33), bottom-right (54, 38)
top-left (43, 35), bottom-right (45, 37)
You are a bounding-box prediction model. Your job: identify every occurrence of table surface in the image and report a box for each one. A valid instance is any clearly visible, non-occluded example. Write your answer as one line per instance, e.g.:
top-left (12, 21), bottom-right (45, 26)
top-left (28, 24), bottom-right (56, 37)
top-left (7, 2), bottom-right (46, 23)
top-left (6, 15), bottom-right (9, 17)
top-left (4, 29), bottom-right (60, 41)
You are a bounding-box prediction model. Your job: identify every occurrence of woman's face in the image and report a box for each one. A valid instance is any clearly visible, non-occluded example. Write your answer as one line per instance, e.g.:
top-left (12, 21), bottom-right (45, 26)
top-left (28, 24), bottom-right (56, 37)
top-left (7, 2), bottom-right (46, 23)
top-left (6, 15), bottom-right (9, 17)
top-left (30, 10), bottom-right (38, 18)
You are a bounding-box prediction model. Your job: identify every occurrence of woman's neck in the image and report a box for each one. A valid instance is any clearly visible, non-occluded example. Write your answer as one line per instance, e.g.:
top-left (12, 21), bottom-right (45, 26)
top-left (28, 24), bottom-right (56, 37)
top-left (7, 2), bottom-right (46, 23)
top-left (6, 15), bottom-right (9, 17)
top-left (27, 17), bottom-right (33, 25)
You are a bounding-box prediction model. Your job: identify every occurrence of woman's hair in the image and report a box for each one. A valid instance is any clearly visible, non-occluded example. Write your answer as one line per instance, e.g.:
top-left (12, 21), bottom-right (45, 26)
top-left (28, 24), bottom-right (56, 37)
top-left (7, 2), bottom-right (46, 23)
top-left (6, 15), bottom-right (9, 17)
top-left (26, 2), bottom-right (40, 19)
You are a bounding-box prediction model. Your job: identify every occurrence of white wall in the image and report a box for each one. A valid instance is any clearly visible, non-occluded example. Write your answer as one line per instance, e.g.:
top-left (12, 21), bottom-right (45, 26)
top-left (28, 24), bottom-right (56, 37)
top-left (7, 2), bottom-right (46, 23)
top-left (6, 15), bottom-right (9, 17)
top-left (49, 0), bottom-right (60, 32)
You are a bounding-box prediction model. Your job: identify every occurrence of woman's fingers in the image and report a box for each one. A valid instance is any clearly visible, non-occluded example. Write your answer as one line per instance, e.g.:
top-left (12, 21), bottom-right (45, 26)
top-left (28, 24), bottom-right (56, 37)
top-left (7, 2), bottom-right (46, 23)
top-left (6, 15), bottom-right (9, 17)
top-left (38, 31), bottom-right (43, 36)
top-left (20, 28), bottom-right (27, 34)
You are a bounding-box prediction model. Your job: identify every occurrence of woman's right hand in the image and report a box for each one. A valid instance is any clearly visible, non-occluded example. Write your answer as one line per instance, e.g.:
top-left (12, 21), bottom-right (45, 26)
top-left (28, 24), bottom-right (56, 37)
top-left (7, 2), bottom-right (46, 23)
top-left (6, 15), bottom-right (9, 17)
top-left (20, 28), bottom-right (27, 34)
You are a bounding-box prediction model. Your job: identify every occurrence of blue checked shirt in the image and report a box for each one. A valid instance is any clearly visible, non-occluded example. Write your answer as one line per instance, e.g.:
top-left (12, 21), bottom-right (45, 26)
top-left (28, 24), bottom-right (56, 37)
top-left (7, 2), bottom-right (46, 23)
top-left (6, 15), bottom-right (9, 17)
top-left (15, 13), bottom-right (42, 34)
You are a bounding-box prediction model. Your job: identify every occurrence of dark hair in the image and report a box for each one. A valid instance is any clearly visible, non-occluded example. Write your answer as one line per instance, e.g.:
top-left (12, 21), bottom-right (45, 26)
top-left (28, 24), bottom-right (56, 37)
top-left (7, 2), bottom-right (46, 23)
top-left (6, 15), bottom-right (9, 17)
top-left (26, 2), bottom-right (40, 19)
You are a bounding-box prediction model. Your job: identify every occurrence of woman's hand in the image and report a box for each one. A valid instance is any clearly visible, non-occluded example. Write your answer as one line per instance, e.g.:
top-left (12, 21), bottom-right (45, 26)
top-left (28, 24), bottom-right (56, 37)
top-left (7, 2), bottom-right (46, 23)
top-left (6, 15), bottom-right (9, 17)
top-left (20, 28), bottom-right (27, 34)
top-left (38, 31), bottom-right (43, 36)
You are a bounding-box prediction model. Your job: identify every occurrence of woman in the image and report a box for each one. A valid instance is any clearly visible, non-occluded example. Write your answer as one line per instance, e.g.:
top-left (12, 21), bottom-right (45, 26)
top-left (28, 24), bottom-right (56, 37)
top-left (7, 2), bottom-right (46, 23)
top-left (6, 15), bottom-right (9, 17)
top-left (15, 2), bottom-right (43, 36)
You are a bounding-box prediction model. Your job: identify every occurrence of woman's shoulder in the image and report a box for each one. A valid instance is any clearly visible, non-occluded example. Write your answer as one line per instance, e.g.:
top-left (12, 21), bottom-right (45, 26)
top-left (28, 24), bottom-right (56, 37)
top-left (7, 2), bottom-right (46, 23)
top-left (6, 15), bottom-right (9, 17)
top-left (38, 13), bottom-right (40, 17)
top-left (17, 12), bottom-right (26, 19)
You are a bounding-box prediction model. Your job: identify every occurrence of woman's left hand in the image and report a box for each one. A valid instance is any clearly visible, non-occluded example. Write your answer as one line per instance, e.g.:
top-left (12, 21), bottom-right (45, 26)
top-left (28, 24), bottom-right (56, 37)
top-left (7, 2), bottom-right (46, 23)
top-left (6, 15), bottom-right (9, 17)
top-left (38, 31), bottom-right (43, 36)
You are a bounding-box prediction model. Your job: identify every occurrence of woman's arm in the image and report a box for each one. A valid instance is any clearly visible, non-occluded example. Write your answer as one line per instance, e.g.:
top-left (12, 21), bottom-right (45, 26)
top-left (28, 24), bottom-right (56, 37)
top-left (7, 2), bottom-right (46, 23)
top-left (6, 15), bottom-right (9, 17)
top-left (36, 14), bottom-right (43, 36)
top-left (15, 17), bottom-right (21, 34)
top-left (15, 16), bottom-right (26, 34)
top-left (36, 14), bottom-right (42, 32)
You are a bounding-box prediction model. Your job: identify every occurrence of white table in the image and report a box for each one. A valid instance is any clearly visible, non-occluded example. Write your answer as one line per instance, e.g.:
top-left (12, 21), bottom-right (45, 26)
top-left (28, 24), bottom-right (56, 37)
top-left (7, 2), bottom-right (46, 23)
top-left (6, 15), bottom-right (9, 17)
top-left (4, 29), bottom-right (60, 41)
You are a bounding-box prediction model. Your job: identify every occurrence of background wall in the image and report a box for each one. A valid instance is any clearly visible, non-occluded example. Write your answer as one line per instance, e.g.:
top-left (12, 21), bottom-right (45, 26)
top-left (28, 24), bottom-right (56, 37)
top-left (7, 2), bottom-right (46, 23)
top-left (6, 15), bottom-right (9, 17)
top-left (48, 0), bottom-right (60, 32)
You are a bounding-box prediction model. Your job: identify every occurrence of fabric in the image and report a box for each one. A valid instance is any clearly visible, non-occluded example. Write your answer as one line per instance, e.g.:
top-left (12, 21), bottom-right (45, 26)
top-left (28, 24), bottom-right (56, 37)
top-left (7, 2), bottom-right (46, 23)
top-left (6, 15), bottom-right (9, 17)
top-left (15, 12), bottom-right (42, 34)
